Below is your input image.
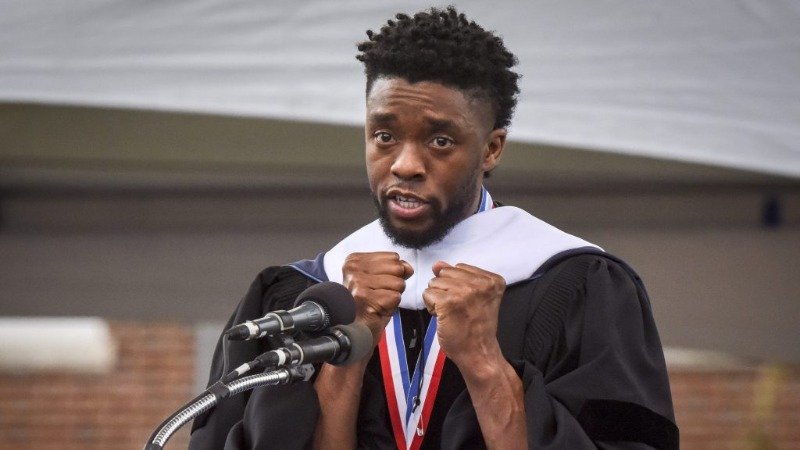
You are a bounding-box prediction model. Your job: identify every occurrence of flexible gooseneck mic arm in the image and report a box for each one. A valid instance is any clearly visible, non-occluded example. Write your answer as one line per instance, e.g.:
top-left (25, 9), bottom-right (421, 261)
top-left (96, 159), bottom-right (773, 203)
top-left (143, 365), bottom-right (313, 450)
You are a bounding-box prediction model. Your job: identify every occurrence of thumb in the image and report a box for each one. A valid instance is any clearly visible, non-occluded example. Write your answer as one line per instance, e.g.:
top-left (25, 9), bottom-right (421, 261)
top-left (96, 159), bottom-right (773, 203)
top-left (432, 260), bottom-right (452, 277)
top-left (401, 260), bottom-right (415, 279)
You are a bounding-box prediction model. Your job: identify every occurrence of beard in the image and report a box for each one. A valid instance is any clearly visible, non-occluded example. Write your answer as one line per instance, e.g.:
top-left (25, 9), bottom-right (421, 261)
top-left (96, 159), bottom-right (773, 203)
top-left (372, 178), bottom-right (477, 250)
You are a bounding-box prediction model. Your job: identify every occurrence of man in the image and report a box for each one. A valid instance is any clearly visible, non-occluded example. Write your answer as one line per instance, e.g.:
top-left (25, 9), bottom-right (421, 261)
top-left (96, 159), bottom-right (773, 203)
top-left (190, 7), bottom-right (678, 449)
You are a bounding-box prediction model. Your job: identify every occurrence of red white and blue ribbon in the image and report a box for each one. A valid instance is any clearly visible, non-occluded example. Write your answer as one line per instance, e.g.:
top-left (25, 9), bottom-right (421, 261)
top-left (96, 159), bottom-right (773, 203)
top-left (378, 313), bottom-right (445, 450)
top-left (378, 187), bottom-right (494, 449)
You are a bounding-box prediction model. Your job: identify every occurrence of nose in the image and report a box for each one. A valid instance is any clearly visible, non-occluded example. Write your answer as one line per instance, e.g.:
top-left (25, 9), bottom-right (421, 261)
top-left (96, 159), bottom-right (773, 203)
top-left (390, 143), bottom-right (426, 181)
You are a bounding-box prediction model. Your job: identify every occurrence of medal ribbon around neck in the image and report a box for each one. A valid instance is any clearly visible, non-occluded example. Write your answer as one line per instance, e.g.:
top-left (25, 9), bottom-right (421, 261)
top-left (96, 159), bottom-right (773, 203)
top-left (378, 187), bottom-right (493, 449)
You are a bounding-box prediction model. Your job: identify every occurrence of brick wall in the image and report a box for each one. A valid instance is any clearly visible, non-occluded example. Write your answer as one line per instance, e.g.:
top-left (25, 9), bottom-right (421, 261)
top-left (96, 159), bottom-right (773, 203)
top-left (0, 323), bottom-right (194, 450)
top-left (670, 367), bottom-right (800, 449)
top-left (1, 322), bottom-right (799, 449)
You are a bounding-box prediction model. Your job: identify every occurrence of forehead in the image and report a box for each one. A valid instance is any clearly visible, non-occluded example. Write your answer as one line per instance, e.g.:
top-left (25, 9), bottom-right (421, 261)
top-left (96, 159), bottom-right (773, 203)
top-left (366, 77), bottom-right (491, 129)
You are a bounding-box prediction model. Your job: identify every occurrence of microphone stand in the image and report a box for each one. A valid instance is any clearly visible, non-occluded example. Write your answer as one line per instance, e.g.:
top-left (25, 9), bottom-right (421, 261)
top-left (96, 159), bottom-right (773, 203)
top-left (143, 365), bottom-right (313, 450)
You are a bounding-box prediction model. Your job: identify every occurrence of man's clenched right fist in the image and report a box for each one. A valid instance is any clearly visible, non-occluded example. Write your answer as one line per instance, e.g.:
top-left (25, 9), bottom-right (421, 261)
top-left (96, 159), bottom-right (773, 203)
top-left (342, 252), bottom-right (414, 346)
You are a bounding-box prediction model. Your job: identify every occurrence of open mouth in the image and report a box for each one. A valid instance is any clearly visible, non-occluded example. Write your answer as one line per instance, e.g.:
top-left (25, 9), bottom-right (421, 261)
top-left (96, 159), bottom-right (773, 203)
top-left (394, 194), bottom-right (424, 209)
top-left (386, 192), bottom-right (429, 220)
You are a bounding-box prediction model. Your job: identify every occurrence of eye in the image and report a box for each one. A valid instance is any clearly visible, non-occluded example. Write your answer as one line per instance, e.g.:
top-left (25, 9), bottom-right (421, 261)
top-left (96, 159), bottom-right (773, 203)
top-left (373, 131), bottom-right (395, 144)
top-left (430, 136), bottom-right (454, 149)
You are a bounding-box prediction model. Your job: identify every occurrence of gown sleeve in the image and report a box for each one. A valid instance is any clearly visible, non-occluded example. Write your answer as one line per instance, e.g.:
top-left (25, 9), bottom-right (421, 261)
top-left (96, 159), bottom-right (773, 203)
top-left (441, 254), bottom-right (679, 449)
top-left (188, 266), bottom-right (320, 450)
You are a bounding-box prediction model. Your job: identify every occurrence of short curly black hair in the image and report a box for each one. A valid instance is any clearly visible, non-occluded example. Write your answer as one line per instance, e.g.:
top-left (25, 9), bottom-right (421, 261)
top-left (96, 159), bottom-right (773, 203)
top-left (356, 6), bottom-right (520, 130)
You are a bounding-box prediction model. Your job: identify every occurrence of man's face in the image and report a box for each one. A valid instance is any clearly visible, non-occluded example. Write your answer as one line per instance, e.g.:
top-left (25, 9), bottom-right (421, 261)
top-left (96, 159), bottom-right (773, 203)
top-left (365, 77), bottom-right (505, 249)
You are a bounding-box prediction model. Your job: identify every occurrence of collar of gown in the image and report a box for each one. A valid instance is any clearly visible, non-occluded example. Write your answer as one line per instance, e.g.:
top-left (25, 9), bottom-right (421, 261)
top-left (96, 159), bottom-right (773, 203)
top-left (321, 205), bottom-right (600, 310)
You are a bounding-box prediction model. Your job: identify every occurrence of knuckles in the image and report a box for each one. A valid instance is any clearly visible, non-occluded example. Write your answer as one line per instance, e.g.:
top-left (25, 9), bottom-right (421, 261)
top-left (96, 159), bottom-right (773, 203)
top-left (349, 285), bottom-right (369, 301)
top-left (343, 252), bottom-right (404, 318)
top-left (342, 254), bottom-right (367, 274)
top-left (343, 252), bottom-right (404, 278)
top-left (476, 272), bottom-right (505, 295)
top-left (456, 272), bottom-right (506, 298)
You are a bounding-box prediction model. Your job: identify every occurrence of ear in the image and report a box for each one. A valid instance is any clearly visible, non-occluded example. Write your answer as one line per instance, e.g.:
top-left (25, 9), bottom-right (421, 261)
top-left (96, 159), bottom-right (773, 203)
top-left (481, 128), bottom-right (507, 173)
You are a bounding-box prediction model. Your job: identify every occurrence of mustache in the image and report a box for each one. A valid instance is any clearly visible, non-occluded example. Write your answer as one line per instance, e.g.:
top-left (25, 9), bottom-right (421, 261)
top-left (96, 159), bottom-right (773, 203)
top-left (381, 182), bottom-right (421, 194)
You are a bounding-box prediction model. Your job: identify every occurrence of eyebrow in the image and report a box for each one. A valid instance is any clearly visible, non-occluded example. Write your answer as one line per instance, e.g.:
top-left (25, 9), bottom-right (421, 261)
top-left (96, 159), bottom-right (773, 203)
top-left (366, 113), bottom-right (460, 133)
top-left (367, 112), bottom-right (396, 126)
top-left (425, 118), bottom-right (458, 133)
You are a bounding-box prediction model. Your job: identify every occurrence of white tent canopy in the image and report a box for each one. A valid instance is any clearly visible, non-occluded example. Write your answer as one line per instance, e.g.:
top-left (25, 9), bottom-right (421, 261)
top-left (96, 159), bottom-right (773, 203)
top-left (1, 0), bottom-right (799, 177)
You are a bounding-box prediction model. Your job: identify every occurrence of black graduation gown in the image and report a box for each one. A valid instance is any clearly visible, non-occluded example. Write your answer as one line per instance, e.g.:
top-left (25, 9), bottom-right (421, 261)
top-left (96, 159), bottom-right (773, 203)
top-left (188, 253), bottom-right (678, 449)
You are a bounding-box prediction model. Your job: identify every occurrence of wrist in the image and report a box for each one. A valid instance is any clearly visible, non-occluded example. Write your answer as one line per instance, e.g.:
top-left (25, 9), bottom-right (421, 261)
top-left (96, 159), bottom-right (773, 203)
top-left (450, 341), bottom-right (510, 384)
top-left (316, 357), bottom-right (369, 392)
top-left (324, 355), bottom-right (370, 377)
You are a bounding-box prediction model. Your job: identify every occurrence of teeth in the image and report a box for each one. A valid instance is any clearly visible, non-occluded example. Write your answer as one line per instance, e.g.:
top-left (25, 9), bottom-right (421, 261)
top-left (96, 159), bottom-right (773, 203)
top-left (395, 195), bottom-right (421, 209)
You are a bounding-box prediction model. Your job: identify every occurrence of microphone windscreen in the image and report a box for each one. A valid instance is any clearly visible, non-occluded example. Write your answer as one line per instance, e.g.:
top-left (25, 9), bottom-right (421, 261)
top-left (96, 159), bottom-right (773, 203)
top-left (295, 281), bottom-right (356, 327)
top-left (333, 323), bottom-right (373, 365)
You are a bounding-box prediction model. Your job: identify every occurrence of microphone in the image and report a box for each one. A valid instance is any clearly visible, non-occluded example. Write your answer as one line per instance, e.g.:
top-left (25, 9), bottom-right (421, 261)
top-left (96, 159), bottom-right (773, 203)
top-left (246, 323), bottom-right (373, 372)
top-left (225, 281), bottom-right (356, 340)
